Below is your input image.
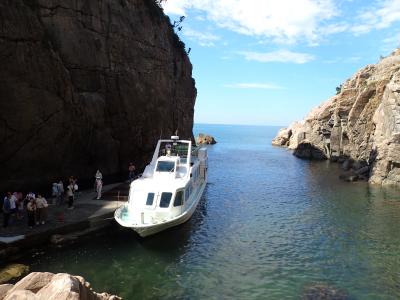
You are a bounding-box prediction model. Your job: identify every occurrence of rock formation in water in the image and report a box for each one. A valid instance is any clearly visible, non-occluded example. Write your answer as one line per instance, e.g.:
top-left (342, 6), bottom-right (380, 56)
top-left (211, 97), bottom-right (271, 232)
top-left (196, 133), bottom-right (217, 145)
top-left (0, 0), bottom-right (196, 192)
top-left (273, 49), bottom-right (400, 185)
top-left (0, 272), bottom-right (121, 299)
top-left (0, 264), bottom-right (29, 284)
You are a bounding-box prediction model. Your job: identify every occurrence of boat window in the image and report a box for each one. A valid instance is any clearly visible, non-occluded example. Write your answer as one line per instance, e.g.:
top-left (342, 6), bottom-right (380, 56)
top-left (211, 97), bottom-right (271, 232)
top-left (174, 191), bottom-right (184, 207)
top-left (156, 161), bottom-right (175, 172)
top-left (158, 142), bottom-right (189, 159)
top-left (159, 192), bottom-right (172, 208)
top-left (146, 193), bottom-right (155, 206)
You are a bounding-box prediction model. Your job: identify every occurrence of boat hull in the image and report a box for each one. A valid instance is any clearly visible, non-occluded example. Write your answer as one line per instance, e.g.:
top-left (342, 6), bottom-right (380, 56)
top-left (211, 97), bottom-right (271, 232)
top-left (115, 181), bottom-right (206, 237)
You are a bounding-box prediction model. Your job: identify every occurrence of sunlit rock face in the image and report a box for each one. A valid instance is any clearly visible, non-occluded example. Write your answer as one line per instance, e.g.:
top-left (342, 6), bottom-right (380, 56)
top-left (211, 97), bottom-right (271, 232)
top-left (273, 49), bottom-right (400, 186)
top-left (0, 0), bottom-right (196, 191)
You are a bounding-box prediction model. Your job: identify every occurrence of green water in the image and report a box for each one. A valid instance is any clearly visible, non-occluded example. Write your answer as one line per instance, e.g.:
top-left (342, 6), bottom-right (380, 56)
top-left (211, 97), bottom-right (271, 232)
top-left (24, 125), bottom-right (400, 299)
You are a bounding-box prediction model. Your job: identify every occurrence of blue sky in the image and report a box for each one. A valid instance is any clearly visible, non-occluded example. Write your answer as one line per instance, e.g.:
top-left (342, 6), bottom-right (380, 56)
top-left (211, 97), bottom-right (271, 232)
top-left (162, 0), bottom-right (400, 126)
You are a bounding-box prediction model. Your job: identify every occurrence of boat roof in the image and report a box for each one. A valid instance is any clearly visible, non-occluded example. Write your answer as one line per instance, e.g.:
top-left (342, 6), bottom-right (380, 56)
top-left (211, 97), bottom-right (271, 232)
top-left (130, 175), bottom-right (187, 191)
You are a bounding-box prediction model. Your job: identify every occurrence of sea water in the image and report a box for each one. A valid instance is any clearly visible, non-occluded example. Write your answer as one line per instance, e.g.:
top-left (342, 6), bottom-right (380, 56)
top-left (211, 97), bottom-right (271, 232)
top-left (25, 124), bottom-right (400, 299)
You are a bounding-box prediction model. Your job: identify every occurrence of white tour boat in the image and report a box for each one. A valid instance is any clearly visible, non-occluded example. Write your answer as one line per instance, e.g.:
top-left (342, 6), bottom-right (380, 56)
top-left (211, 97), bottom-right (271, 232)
top-left (114, 136), bottom-right (208, 237)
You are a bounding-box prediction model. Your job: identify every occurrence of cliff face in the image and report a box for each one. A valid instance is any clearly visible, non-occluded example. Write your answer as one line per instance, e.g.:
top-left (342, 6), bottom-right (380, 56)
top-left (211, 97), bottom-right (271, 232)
top-left (0, 0), bottom-right (196, 191)
top-left (273, 49), bottom-right (400, 185)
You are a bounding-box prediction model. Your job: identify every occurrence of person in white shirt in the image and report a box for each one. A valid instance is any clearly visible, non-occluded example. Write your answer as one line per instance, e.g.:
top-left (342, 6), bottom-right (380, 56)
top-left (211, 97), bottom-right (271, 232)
top-left (66, 184), bottom-right (74, 209)
top-left (94, 170), bottom-right (103, 199)
top-left (96, 178), bottom-right (103, 200)
top-left (35, 194), bottom-right (48, 224)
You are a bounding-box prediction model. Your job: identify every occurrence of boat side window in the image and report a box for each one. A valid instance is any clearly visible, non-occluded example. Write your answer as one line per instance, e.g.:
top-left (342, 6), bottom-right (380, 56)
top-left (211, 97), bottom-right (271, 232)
top-left (156, 161), bottom-right (175, 172)
top-left (173, 191), bottom-right (184, 207)
top-left (146, 193), bottom-right (155, 206)
top-left (160, 192), bottom-right (172, 208)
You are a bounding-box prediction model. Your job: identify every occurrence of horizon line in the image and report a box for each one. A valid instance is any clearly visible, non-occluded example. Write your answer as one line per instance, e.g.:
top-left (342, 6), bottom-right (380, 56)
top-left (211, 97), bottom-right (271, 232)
top-left (194, 122), bottom-right (287, 127)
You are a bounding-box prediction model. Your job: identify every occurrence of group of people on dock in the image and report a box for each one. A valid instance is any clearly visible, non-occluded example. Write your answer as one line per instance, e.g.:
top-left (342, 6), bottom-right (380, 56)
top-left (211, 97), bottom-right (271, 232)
top-left (2, 164), bottom-right (136, 229)
top-left (2, 191), bottom-right (49, 228)
top-left (1, 175), bottom-right (80, 229)
top-left (52, 176), bottom-right (79, 209)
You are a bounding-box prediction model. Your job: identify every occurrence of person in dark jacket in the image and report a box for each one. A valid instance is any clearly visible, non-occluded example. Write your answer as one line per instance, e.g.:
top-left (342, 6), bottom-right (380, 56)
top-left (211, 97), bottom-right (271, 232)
top-left (27, 197), bottom-right (37, 228)
top-left (128, 163), bottom-right (136, 182)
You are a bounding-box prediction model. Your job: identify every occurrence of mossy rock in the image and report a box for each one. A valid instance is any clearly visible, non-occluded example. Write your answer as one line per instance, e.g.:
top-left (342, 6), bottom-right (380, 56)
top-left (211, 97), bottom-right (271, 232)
top-left (0, 264), bottom-right (29, 284)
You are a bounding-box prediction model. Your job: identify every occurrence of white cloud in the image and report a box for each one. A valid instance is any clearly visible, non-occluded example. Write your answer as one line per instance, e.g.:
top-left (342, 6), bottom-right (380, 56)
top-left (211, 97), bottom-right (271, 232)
top-left (320, 23), bottom-right (349, 35)
top-left (351, 0), bottom-right (400, 35)
top-left (239, 50), bottom-right (315, 64)
top-left (183, 28), bottom-right (220, 47)
top-left (322, 56), bottom-right (361, 64)
top-left (163, 0), bottom-right (400, 46)
top-left (224, 83), bottom-right (284, 89)
top-left (162, 0), bottom-right (338, 44)
top-left (162, 0), bottom-right (188, 15)
top-left (383, 33), bottom-right (400, 45)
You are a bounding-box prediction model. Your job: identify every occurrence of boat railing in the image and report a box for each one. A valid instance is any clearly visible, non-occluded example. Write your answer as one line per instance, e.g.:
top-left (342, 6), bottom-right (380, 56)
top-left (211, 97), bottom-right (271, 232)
top-left (191, 146), bottom-right (200, 157)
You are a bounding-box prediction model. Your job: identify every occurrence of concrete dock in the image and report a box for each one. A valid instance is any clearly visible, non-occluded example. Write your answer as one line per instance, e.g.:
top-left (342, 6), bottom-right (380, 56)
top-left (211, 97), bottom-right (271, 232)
top-left (0, 183), bottom-right (130, 260)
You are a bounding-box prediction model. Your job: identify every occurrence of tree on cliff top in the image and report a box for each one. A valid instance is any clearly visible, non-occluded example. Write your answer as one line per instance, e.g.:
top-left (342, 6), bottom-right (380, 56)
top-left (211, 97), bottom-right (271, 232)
top-left (155, 0), bottom-right (166, 8)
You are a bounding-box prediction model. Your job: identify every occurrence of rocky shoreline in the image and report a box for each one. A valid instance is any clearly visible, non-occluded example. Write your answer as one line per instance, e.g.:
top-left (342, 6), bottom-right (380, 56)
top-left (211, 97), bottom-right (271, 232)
top-left (273, 49), bottom-right (400, 185)
top-left (0, 272), bottom-right (121, 300)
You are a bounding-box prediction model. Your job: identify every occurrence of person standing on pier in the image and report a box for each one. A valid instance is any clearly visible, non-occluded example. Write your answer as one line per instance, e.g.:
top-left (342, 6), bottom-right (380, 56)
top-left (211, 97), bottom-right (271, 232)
top-left (27, 197), bottom-right (36, 228)
top-left (56, 180), bottom-right (64, 205)
top-left (2, 193), bottom-right (11, 228)
top-left (16, 192), bottom-right (24, 220)
top-left (128, 163), bottom-right (136, 182)
top-left (36, 194), bottom-right (48, 224)
top-left (66, 183), bottom-right (74, 209)
top-left (9, 192), bottom-right (17, 223)
top-left (95, 170), bottom-right (103, 200)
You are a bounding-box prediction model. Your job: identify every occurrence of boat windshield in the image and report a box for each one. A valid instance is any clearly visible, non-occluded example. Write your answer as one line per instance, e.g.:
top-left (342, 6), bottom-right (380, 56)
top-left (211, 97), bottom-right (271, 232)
top-left (158, 142), bottom-right (189, 160)
top-left (156, 161), bottom-right (175, 172)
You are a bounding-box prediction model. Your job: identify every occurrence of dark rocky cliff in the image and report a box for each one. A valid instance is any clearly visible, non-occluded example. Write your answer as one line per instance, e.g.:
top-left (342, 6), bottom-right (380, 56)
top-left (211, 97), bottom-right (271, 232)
top-left (0, 0), bottom-right (196, 192)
